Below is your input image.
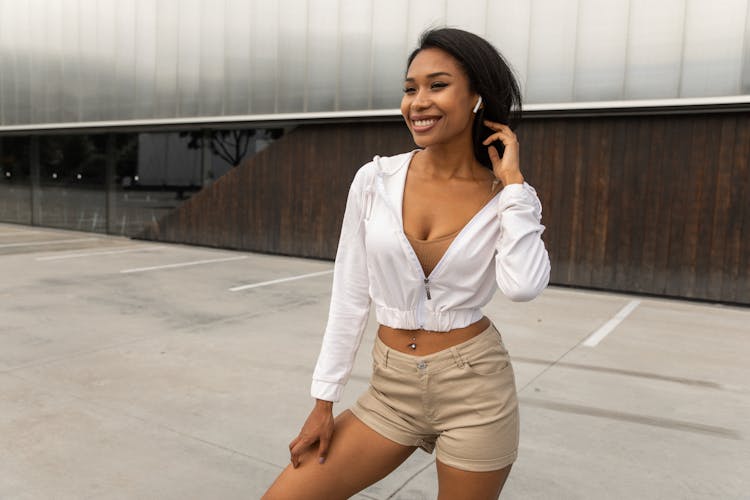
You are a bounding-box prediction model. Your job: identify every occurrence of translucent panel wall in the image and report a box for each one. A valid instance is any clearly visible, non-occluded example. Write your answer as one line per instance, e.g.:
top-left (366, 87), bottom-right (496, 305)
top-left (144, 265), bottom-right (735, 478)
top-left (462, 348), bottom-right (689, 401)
top-left (1, 0), bottom-right (749, 127)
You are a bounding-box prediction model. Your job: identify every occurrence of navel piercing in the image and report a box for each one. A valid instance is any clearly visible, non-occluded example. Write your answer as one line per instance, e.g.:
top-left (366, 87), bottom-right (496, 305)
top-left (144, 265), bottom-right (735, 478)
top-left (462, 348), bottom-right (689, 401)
top-left (408, 334), bottom-right (417, 350)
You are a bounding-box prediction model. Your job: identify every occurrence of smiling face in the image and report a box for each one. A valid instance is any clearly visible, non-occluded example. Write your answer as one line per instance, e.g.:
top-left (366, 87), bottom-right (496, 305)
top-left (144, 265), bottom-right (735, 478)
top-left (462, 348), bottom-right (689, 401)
top-left (401, 48), bottom-right (479, 150)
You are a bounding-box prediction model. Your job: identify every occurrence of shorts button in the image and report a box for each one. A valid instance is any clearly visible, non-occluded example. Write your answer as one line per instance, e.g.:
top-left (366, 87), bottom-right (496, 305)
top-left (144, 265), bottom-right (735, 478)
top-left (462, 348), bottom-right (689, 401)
top-left (417, 361), bottom-right (427, 370)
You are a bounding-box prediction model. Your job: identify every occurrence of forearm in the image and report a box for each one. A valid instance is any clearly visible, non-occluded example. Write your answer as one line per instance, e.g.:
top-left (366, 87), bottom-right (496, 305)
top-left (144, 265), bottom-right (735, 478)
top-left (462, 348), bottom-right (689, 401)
top-left (495, 182), bottom-right (550, 300)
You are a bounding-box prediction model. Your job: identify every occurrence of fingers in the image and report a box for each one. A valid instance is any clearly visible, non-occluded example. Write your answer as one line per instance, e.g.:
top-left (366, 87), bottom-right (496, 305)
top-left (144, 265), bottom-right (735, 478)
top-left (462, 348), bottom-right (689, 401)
top-left (289, 433), bottom-right (330, 468)
top-left (483, 120), bottom-right (523, 184)
top-left (482, 121), bottom-right (516, 146)
top-left (488, 144), bottom-right (500, 163)
top-left (288, 436), bottom-right (300, 452)
top-left (483, 119), bottom-right (510, 131)
top-left (289, 436), bottom-right (312, 468)
top-left (318, 433), bottom-right (330, 464)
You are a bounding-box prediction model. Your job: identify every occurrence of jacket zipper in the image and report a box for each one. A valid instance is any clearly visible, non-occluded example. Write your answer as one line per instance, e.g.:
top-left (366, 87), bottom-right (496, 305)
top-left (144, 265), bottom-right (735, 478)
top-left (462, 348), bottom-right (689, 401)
top-left (375, 171), bottom-right (430, 327)
top-left (374, 163), bottom-right (500, 327)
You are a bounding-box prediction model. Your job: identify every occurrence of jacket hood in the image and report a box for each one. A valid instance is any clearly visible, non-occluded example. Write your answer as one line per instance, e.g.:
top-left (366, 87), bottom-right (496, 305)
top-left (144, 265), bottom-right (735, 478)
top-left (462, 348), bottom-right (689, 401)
top-left (372, 149), bottom-right (420, 176)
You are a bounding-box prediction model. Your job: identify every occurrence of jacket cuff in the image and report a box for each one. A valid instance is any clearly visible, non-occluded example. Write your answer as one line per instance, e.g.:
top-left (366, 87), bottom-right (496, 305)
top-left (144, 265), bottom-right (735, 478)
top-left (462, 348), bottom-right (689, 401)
top-left (311, 379), bottom-right (344, 403)
top-left (497, 181), bottom-right (542, 216)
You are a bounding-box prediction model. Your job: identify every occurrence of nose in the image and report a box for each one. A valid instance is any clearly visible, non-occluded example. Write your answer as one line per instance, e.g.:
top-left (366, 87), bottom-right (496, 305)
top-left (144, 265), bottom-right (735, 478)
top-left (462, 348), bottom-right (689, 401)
top-left (411, 88), bottom-right (431, 110)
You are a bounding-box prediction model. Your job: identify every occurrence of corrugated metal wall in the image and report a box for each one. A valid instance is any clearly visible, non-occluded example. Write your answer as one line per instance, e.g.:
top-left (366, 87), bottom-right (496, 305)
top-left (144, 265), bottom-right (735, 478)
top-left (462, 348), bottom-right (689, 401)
top-left (1, 0), bottom-right (749, 127)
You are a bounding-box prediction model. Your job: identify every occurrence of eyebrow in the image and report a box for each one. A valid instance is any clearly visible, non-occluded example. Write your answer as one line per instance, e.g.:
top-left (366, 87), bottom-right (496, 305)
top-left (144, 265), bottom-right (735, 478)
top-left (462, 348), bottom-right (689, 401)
top-left (404, 71), bottom-right (453, 82)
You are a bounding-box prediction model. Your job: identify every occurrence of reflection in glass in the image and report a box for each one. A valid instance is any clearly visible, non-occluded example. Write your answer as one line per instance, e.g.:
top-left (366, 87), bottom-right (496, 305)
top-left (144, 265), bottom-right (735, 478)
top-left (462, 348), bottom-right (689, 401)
top-left (0, 137), bottom-right (32, 224)
top-left (3, 127), bottom-right (284, 237)
top-left (181, 128), bottom-right (284, 181)
top-left (110, 128), bottom-right (284, 237)
top-left (110, 132), bottom-right (201, 237)
top-left (37, 135), bottom-right (107, 232)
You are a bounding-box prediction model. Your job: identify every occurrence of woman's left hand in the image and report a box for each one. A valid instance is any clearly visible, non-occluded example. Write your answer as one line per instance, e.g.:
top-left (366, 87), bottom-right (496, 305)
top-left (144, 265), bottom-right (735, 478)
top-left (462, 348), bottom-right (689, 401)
top-left (482, 120), bottom-right (525, 186)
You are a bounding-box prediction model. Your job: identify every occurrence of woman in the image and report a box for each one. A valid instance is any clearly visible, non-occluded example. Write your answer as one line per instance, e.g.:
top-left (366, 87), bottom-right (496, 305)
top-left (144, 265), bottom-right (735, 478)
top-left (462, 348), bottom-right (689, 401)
top-left (263, 27), bottom-right (550, 500)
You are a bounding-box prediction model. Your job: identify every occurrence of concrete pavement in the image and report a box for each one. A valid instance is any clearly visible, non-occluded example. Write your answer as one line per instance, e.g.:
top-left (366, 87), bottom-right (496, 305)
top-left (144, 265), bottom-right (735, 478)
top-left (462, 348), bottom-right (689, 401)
top-left (1, 222), bottom-right (748, 499)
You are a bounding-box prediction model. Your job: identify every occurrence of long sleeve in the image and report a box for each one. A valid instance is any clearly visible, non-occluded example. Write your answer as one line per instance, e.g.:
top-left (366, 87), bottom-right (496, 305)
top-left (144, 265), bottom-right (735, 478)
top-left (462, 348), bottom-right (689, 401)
top-left (495, 182), bottom-right (551, 301)
top-left (310, 167), bottom-right (372, 402)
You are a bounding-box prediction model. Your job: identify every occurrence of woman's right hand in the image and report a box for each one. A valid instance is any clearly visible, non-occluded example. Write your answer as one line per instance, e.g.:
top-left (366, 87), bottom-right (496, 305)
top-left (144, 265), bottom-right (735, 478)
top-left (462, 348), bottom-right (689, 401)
top-left (288, 399), bottom-right (334, 468)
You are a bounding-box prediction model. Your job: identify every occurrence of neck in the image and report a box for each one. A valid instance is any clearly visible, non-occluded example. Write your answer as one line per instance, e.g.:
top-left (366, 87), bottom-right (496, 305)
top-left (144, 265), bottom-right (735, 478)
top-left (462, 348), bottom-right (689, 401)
top-left (418, 136), bottom-right (484, 180)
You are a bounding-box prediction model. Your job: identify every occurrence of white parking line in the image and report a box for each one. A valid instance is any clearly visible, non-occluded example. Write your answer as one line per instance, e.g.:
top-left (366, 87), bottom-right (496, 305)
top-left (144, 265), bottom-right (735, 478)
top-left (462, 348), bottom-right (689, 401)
top-left (583, 299), bottom-right (641, 347)
top-left (36, 246), bottom-right (166, 261)
top-left (0, 231), bottom-right (42, 237)
top-left (120, 255), bottom-right (248, 274)
top-left (230, 269), bottom-right (334, 291)
top-left (0, 237), bottom-right (99, 248)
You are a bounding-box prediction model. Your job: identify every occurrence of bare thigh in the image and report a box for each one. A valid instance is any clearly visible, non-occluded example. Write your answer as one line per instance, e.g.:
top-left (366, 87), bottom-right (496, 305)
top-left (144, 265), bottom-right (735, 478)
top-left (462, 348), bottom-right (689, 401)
top-left (262, 410), bottom-right (417, 500)
top-left (436, 460), bottom-right (513, 500)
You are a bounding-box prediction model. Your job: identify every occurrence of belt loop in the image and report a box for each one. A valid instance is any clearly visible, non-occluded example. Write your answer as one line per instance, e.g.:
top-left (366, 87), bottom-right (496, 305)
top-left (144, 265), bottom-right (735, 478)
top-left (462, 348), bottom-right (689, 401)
top-left (450, 347), bottom-right (465, 368)
top-left (384, 348), bottom-right (390, 369)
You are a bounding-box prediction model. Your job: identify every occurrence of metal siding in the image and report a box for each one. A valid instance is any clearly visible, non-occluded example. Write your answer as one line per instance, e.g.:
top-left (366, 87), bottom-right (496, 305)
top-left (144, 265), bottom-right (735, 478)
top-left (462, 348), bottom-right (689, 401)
top-left (573, 0), bottom-right (629, 101)
top-left (154, 0), bottom-right (180, 118)
top-left (134, 0), bottom-right (158, 119)
top-left (223, 0), bottom-right (253, 116)
top-left (277, 0), bottom-right (307, 113)
top-left (625, 0), bottom-right (684, 99)
top-left (199, 0), bottom-right (226, 116)
top-left (370, 0), bottom-right (408, 109)
top-left (337, 0), bottom-right (373, 110)
top-left (485, 0), bottom-right (532, 96)
top-left (250, 0), bottom-right (278, 114)
top-left (1, 0), bottom-right (749, 127)
top-left (525, 0), bottom-right (579, 103)
top-left (306, 0), bottom-right (339, 112)
top-left (681, 0), bottom-right (747, 97)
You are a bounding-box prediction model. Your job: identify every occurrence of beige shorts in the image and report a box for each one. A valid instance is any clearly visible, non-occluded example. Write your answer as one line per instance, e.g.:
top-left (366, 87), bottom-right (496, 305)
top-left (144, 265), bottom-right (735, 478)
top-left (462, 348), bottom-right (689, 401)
top-left (351, 321), bottom-right (519, 472)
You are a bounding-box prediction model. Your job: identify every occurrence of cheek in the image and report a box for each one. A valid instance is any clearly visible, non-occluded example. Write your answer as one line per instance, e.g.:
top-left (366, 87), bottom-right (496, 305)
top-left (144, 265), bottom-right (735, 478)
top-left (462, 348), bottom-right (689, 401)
top-left (447, 98), bottom-right (475, 128)
top-left (400, 96), bottom-right (410, 118)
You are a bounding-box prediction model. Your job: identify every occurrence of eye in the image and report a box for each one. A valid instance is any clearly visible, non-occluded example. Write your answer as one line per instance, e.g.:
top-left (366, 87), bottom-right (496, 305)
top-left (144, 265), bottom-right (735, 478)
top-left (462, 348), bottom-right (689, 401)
top-left (431, 82), bottom-right (448, 89)
top-left (402, 86), bottom-right (416, 94)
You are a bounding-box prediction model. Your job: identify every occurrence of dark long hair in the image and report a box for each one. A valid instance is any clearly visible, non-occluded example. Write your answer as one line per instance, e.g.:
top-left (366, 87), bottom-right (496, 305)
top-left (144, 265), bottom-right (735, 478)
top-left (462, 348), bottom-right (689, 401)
top-left (406, 28), bottom-right (523, 169)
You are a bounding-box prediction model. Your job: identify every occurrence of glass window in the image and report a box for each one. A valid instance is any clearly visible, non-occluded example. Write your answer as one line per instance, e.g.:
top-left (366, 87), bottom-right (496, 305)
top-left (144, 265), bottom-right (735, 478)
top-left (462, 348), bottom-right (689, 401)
top-left (110, 127), bottom-right (284, 237)
top-left (202, 128), bottom-right (284, 180)
top-left (37, 134), bottom-right (107, 232)
top-left (0, 136), bottom-right (32, 224)
top-left (110, 131), bottom-right (201, 237)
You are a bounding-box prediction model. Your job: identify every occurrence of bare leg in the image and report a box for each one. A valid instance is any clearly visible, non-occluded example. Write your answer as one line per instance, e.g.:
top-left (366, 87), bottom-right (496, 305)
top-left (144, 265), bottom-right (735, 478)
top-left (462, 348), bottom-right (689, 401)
top-left (436, 460), bottom-right (513, 500)
top-left (262, 410), bottom-right (417, 500)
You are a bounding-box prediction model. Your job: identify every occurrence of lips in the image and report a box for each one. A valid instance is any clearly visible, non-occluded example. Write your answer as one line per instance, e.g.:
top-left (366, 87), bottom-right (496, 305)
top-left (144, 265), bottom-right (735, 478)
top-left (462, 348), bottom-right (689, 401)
top-left (411, 116), bottom-right (441, 133)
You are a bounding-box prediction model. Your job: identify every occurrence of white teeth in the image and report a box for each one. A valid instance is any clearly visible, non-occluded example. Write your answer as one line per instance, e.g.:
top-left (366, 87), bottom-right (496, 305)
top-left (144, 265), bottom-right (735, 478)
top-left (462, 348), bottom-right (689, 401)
top-left (413, 119), bottom-right (438, 127)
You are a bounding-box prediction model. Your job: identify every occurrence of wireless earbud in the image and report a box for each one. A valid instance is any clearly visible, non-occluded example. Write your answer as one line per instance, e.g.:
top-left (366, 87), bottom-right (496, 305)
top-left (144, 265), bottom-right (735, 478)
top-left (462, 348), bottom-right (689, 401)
top-left (472, 96), bottom-right (483, 113)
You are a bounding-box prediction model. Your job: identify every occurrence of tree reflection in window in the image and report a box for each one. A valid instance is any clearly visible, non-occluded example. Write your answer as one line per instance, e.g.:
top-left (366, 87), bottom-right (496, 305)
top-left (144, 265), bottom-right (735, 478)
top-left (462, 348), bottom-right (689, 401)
top-left (179, 128), bottom-right (284, 168)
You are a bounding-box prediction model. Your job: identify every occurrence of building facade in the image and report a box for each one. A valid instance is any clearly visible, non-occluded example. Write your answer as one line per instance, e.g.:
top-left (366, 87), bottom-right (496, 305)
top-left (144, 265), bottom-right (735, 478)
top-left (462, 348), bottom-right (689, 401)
top-left (1, 0), bottom-right (749, 304)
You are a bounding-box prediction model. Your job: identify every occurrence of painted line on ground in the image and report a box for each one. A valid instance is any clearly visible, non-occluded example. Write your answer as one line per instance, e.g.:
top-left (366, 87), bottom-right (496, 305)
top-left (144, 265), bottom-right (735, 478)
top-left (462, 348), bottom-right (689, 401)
top-left (583, 299), bottom-right (641, 347)
top-left (0, 237), bottom-right (99, 248)
top-left (230, 269), bottom-right (334, 291)
top-left (36, 245), bottom-right (166, 261)
top-left (0, 230), bottom-right (42, 237)
top-left (120, 255), bottom-right (248, 274)
top-left (520, 397), bottom-right (741, 439)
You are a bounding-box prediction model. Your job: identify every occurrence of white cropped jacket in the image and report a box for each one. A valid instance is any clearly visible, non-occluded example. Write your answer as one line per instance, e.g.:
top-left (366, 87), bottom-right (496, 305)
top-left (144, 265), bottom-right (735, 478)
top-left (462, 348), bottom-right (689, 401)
top-left (311, 150), bottom-right (551, 402)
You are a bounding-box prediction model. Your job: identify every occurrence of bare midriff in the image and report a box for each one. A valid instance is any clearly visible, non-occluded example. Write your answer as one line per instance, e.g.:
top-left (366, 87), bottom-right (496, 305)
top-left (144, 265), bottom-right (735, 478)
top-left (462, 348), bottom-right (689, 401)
top-left (377, 315), bottom-right (492, 356)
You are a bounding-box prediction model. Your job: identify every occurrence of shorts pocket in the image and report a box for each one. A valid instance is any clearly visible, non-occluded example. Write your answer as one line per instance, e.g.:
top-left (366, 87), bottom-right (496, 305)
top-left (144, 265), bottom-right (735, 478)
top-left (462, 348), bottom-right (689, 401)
top-left (463, 341), bottom-right (510, 376)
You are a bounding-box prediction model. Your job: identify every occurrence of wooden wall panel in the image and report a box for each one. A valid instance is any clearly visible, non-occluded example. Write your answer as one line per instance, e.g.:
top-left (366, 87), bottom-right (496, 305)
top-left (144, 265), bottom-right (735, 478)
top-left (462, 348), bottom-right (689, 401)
top-left (519, 112), bottom-right (749, 304)
top-left (137, 113), bottom-right (749, 305)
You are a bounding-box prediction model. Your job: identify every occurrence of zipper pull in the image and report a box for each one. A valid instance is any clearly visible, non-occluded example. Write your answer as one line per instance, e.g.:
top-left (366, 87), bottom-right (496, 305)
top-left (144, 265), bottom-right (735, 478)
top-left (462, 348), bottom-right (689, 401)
top-left (424, 278), bottom-right (431, 300)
